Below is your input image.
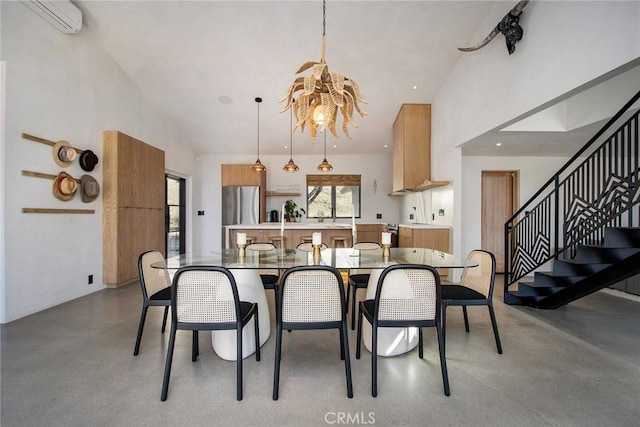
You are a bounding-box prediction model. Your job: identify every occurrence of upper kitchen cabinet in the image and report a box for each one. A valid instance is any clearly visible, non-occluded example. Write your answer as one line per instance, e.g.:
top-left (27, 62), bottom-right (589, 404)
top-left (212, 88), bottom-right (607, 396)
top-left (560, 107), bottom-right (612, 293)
top-left (392, 104), bottom-right (430, 193)
top-left (221, 164), bottom-right (266, 187)
top-left (391, 104), bottom-right (449, 195)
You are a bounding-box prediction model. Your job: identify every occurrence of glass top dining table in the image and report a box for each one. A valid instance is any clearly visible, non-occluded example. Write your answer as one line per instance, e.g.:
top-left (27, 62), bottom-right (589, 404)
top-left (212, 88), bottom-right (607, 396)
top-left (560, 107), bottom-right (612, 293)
top-left (155, 247), bottom-right (476, 360)
top-left (158, 247), bottom-right (476, 271)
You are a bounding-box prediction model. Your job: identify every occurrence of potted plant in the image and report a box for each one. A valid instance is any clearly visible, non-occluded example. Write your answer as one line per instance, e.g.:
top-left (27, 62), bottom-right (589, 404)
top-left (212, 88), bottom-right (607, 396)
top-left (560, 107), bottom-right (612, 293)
top-left (284, 199), bottom-right (305, 222)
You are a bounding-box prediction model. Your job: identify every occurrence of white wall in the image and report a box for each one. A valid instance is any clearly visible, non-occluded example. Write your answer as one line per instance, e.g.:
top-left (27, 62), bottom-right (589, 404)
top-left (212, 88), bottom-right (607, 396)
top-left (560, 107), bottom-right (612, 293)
top-left (1, 2), bottom-right (197, 322)
top-left (435, 1), bottom-right (640, 152)
top-left (195, 153), bottom-right (397, 254)
top-left (460, 156), bottom-right (570, 257)
top-left (432, 1), bottom-right (640, 261)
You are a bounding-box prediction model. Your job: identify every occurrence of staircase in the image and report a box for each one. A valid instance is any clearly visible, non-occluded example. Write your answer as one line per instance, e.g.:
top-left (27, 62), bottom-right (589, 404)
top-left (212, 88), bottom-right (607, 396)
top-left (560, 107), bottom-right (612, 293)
top-left (504, 90), bottom-right (640, 308)
top-left (505, 227), bottom-right (640, 308)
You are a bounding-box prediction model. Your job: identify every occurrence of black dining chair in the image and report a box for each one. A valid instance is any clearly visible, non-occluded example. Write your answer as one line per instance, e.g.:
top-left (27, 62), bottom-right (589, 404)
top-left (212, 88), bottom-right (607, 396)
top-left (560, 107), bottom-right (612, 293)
top-left (356, 264), bottom-right (450, 397)
top-left (295, 242), bottom-right (329, 252)
top-left (273, 265), bottom-right (353, 400)
top-left (346, 242), bottom-right (382, 330)
top-left (161, 266), bottom-right (260, 401)
top-left (245, 242), bottom-right (279, 289)
top-left (133, 250), bottom-right (172, 356)
top-left (246, 242), bottom-right (280, 320)
top-left (441, 249), bottom-right (503, 354)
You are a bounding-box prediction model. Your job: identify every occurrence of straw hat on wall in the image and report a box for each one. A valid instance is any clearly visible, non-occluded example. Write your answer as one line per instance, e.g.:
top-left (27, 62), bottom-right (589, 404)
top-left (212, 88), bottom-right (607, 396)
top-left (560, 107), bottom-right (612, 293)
top-left (52, 171), bottom-right (78, 201)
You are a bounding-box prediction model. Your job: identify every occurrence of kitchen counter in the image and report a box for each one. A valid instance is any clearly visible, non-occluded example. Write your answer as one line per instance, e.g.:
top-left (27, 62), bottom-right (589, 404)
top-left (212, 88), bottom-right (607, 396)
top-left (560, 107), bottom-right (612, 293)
top-left (226, 223), bottom-right (354, 230)
top-left (399, 223), bottom-right (451, 229)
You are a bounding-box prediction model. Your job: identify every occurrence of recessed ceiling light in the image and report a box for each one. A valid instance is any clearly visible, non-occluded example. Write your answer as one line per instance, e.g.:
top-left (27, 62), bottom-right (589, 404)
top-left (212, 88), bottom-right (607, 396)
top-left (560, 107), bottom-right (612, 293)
top-left (333, 144), bottom-right (337, 148)
top-left (384, 144), bottom-right (388, 148)
top-left (496, 143), bottom-right (502, 146)
top-left (412, 85), bottom-right (418, 90)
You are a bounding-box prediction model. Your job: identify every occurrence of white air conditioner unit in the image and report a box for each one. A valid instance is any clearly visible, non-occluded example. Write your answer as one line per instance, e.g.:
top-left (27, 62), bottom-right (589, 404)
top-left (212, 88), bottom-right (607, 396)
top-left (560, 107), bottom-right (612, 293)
top-left (20, 0), bottom-right (82, 34)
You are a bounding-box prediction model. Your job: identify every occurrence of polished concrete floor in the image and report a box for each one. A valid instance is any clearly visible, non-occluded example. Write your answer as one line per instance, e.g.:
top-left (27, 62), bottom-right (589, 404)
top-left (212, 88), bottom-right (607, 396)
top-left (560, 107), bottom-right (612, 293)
top-left (1, 278), bottom-right (639, 427)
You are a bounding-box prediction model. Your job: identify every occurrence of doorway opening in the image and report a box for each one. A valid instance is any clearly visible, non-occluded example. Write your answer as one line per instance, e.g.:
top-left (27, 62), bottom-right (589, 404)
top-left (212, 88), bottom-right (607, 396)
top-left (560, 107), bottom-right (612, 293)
top-left (166, 174), bottom-right (186, 257)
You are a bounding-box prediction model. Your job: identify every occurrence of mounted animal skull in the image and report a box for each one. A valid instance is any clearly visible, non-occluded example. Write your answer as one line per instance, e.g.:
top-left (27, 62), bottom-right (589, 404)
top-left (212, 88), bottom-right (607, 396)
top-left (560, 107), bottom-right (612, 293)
top-left (459, 0), bottom-right (530, 55)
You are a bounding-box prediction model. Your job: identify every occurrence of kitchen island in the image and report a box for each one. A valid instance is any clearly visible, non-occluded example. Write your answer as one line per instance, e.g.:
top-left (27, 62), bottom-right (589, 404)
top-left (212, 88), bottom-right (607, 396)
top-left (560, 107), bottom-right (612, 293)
top-left (225, 223), bottom-right (357, 249)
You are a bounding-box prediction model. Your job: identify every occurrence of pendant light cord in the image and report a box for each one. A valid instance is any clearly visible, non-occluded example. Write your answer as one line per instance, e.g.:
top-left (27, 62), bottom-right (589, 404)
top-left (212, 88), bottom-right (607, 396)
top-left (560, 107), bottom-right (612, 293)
top-left (256, 97), bottom-right (261, 159)
top-left (290, 100), bottom-right (294, 158)
top-left (322, 0), bottom-right (326, 37)
top-left (324, 131), bottom-right (327, 159)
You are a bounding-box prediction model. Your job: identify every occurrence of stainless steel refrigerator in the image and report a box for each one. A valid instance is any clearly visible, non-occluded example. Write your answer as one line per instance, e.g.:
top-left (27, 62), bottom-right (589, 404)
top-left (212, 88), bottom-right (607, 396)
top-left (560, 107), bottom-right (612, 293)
top-left (222, 186), bottom-right (260, 225)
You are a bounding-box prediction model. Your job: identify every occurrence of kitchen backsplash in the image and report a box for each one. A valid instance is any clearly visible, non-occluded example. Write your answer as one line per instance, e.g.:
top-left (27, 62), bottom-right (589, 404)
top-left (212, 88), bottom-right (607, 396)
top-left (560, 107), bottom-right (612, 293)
top-left (402, 186), bottom-right (454, 226)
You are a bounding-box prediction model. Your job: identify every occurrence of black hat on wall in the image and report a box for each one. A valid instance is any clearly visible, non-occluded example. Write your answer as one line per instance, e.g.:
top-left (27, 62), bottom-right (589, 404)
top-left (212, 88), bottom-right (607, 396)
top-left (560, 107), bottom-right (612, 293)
top-left (79, 150), bottom-right (99, 172)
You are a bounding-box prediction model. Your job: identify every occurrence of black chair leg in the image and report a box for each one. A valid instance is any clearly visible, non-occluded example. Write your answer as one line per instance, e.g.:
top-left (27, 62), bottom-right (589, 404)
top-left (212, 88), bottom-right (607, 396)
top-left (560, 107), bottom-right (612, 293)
top-left (462, 306), bottom-right (470, 332)
top-left (371, 324), bottom-right (378, 397)
top-left (339, 327), bottom-right (345, 360)
top-left (133, 305), bottom-right (148, 356)
top-left (418, 327), bottom-right (424, 359)
top-left (192, 331), bottom-right (199, 362)
top-left (341, 322), bottom-right (353, 398)
top-left (356, 304), bottom-right (363, 359)
top-left (345, 282), bottom-right (351, 313)
top-left (161, 306), bottom-right (169, 333)
top-left (236, 327), bottom-right (243, 401)
top-left (436, 324), bottom-right (450, 397)
top-left (272, 323), bottom-right (283, 400)
top-left (254, 305), bottom-right (261, 361)
top-left (160, 324), bottom-right (177, 401)
top-left (488, 304), bottom-right (503, 354)
top-left (351, 286), bottom-right (357, 330)
top-left (441, 303), bottom-right (448, 351)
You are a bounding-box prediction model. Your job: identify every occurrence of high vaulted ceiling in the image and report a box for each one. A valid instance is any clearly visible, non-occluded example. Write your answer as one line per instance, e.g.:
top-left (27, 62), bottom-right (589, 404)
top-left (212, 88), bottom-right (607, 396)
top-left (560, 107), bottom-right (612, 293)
top-left (69, 1), bottom-right (637, 158)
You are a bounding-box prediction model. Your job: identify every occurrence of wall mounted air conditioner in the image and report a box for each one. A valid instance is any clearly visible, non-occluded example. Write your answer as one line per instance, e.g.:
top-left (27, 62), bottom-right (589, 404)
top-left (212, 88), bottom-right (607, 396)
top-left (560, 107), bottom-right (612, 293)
top-left (20, 0), bottom-right (82, 34)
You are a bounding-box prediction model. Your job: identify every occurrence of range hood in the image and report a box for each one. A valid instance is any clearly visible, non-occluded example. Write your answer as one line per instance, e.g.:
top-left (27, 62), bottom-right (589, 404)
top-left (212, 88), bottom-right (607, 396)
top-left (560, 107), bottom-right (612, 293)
top-left (389, 179), bottom-right (450, 197)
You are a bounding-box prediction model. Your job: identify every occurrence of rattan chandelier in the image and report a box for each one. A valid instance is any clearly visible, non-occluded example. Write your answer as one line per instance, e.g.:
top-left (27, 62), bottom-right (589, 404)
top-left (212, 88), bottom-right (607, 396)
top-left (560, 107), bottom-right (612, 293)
top-left (280, 0), bottom-right (367, 142)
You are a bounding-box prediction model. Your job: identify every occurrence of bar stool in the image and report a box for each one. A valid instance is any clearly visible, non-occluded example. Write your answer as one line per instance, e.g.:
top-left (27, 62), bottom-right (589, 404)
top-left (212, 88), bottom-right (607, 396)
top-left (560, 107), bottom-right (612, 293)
top-left (331, 236), bottom-right (349, 248)
top-left (269, 236), bottom-right (286, 249)
top-left (300, 236), bottom-right (313, 244)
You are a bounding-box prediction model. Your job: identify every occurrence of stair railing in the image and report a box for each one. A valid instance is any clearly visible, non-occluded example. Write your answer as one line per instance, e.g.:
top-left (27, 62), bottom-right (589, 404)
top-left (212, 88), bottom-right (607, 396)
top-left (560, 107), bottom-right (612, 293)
top-left (504, 90), bottom-right (640, 299)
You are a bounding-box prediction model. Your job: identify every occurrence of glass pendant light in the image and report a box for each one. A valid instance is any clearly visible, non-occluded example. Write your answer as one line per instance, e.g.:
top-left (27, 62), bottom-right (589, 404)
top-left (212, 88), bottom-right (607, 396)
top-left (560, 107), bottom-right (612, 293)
top-left (317, 132), bottom-right (333, 172)
top-left (250, 97), bottom-right (267, 172)
top-left (283, 99), bottom-right (299, 172)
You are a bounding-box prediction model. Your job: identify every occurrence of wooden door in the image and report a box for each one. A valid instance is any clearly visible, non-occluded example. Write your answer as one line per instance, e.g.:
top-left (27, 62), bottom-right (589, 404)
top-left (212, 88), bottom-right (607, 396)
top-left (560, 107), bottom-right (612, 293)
top-left (481, 171), bottom-right (518, 273)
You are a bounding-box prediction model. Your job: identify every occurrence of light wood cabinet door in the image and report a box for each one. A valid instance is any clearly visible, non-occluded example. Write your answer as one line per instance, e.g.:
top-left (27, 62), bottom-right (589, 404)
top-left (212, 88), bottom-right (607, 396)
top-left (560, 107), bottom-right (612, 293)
top-left (413, 229), bottom-right (450, 252)
top-left (357, 224), bottom-right (383, 244)
top-left (104, 131), bottom-right (164, 209)
top-left (392, 104), bottom-right (431, 192)
top-left (103, 131), bottom-right (165, 287)
top-left (399, 227), bottom-right (413, 248)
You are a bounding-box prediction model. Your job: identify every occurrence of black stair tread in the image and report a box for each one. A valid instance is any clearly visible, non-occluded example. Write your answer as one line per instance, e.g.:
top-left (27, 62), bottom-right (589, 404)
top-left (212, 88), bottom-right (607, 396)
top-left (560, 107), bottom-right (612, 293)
top-left (533, 272), bottom-right (586, 287)
top-left (604, 227), bottom-right (640, 248)
top-left (516, 283), bottom-right (563, 297)
top-left (574, 246), bottom-right (640, 263)
top-left (552, 259), bottom-right (610, 276)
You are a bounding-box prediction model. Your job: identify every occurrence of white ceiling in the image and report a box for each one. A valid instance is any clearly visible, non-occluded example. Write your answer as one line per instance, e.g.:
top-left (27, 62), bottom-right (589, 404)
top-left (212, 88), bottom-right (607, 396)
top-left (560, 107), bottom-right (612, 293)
top-left (70, 0), bottom-right (637, 158)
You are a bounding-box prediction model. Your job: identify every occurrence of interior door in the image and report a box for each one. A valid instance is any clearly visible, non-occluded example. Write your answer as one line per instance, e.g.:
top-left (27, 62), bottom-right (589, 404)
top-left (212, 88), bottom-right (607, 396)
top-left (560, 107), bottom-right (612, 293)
top-left (481, 171), bottom-right (518, 273)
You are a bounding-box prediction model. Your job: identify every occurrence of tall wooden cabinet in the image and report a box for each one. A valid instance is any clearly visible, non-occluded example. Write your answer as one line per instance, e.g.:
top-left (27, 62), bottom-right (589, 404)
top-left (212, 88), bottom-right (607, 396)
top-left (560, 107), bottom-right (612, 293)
top-left (221, 164), bottom-right (267, 223)
top-left (392, 104), bottom-right (431, 193)
top-left (103, 131), bottom-right (165, 287)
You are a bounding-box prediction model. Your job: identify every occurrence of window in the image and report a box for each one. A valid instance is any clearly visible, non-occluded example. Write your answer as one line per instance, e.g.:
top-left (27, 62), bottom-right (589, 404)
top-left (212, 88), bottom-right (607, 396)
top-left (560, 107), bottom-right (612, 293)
top-left (306, 174), bottom-right (361, 220)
